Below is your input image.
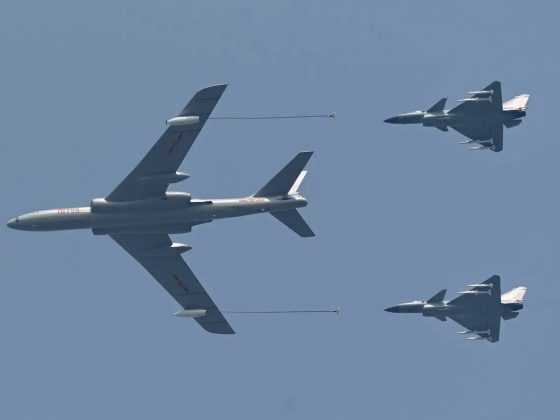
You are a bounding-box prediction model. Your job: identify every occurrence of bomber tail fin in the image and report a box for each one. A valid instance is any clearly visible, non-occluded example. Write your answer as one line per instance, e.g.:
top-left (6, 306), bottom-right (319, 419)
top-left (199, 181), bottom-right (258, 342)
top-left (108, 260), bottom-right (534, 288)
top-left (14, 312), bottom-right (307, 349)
top-left (254, 152), bottom-right (313, 198)
top-left (427, 98), bottom-right (447, 113)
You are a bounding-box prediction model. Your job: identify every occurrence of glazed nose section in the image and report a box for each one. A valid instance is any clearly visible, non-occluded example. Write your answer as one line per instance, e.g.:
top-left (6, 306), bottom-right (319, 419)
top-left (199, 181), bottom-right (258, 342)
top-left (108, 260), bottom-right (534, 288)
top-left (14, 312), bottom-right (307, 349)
top-left (383, 116), bottom-right (400, 124)
top-left (384, 305), bottom-right (400, 313)
top-left (6, 217), bottom-right (19, 229)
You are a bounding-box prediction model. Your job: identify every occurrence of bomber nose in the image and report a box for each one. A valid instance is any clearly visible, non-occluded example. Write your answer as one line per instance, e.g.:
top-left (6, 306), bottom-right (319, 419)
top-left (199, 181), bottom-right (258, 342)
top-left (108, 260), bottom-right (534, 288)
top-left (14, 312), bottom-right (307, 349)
top-left (384, 305), bottom-right (400, 313)
top-left (383, 116), bottom-right (400, 124)
top-left (6, 218), bottom-right (18, 229)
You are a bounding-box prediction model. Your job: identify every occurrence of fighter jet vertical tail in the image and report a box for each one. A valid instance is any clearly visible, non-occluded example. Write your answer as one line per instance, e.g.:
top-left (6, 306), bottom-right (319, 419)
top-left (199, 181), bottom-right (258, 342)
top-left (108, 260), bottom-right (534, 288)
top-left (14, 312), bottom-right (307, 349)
top-left (427, 98), bottom-right (447, 113)
top-left (254, 152), bottom-right (313, 198)
top-left (427, 289), bottom-right (447, 303)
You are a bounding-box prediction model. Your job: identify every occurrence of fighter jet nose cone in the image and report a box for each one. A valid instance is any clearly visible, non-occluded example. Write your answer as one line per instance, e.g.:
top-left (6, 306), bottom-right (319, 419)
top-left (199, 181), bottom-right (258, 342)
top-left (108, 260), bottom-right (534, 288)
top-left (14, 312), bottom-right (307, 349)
top-left (384, 305), bottom-right (400, 313)
top-left (384, 116), bottom-right (399, 124)
top-left (6, 218), bottom-right (16, 229)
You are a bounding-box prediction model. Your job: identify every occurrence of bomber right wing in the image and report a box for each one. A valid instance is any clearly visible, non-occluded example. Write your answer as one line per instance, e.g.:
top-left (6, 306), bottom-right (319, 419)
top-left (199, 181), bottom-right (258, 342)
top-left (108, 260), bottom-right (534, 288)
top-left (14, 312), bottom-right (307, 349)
top-left (110, 233), bottom-right (234, 334)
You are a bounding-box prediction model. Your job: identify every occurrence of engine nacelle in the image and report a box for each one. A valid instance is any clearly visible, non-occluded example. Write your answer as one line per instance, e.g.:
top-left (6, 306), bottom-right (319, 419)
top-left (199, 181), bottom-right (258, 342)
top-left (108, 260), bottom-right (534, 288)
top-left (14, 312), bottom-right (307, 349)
top-left (91, 192), bottom-right (191, 213)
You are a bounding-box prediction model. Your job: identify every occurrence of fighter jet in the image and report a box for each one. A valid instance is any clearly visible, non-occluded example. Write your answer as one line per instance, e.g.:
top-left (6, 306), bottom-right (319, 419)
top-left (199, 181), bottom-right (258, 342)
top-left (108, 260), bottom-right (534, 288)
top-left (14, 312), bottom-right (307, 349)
top-left (385, 275), bottom-right (527, 342)
top-left (6, 85), bottom-right (316, 334)
top-left (384, 81), bottom-right (529, 152)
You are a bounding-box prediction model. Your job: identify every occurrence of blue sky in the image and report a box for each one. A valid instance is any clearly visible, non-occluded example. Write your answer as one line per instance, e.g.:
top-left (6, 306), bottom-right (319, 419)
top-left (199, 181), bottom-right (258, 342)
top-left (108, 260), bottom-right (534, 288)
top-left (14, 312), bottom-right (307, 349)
top-left (1, 1), bottom-right (557, 419)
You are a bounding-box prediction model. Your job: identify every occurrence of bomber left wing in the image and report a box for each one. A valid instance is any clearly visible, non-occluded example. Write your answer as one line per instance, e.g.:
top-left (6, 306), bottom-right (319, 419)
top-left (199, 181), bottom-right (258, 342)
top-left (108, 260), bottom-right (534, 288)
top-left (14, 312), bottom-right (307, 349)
top-left (110, 233), bottom-right (234, 334)
top-left (451, 121), bottom-right (503, 152)
top-left (106, 85), bottom-right (227, 202)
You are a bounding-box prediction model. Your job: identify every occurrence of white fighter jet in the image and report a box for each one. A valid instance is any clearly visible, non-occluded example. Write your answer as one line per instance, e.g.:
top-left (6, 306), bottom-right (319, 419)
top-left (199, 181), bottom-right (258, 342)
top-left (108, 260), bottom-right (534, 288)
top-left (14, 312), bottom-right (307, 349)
top-left (7, 85), bottom-right (316, 334)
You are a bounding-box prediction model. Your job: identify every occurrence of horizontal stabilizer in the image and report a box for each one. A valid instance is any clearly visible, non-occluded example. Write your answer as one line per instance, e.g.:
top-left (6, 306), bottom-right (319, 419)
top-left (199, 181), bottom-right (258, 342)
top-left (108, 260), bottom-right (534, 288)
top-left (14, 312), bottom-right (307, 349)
top-left (504, 119), bottom-right (522, 128)
top-left (502, 312), bottom-right (520, 321)
top-left (427, 98), bottom-right (447, 113)
top-left (427, 289), bottom-right (447, 303)
top-left (270, 209), bottom-right (315, 237)
top-left (254, 152), bottom-right (313, 197)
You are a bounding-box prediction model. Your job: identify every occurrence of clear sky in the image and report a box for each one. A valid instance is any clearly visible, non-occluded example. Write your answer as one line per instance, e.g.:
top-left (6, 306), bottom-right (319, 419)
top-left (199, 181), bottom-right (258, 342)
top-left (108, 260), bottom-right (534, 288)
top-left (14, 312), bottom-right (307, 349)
top-left (1, 1), bottom-right (557, 419)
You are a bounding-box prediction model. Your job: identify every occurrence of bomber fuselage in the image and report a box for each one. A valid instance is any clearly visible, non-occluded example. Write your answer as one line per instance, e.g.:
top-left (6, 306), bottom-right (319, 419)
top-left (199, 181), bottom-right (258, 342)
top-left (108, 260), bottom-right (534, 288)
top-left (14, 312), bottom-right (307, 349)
top-left (7, 193), bottom-right (308, 235)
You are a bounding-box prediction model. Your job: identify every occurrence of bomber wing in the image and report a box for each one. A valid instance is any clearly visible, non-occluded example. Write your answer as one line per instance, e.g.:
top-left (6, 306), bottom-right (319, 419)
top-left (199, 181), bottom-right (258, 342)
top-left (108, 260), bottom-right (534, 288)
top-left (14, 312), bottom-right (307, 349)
top-left (450, 81), bottom-right (503, 114)
top-left (451, 121), bottom-right (503, 152)
top-left (106, 85), bottom-right (227, 202)
top-left (110, 233), bottom-right (234, 334)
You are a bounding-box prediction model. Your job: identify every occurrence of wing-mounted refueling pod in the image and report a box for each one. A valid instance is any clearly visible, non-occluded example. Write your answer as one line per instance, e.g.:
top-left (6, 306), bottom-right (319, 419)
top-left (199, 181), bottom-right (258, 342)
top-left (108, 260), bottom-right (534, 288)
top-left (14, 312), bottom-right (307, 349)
top-left (173, 309), bottom-right (207, 318)
top-left (166, 116), bottom-right (200, 126)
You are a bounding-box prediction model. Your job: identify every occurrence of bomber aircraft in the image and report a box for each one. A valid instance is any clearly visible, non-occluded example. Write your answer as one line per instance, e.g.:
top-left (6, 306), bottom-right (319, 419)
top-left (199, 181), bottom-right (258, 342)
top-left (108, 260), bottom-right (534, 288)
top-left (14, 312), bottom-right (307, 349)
top-left (384, 81), bottom-right (529, 152)
top-left (7, 85), bottom-right (316, 334)
top-left (385, 275), bottom-right (527, 342)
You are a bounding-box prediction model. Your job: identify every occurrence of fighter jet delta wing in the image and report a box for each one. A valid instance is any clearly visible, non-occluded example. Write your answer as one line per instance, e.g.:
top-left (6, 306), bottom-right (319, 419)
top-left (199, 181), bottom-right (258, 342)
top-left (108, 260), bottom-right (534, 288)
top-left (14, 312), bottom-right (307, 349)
top-left (451, 121), bottom-right (503, 152)
top-left (450, 81), bottom-right (503, 114)
top-left (449, 312), bottom-right (500, 343)
top-left (110, 234), bottom-right (234, 334)
top-left (447, 275), bottom-right (501, 342)
top-left (106, 84), bottom-right (227, 202)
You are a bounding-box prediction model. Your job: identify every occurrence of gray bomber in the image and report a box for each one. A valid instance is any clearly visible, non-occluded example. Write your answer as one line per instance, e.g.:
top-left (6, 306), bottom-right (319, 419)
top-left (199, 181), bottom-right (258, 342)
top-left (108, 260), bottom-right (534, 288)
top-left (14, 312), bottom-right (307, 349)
top-left (384, 81), bottom-right (529, 152)
top-left (385, 275), bottom-right (527, 342)
top-left (7, 85), bottom-right (315, 334)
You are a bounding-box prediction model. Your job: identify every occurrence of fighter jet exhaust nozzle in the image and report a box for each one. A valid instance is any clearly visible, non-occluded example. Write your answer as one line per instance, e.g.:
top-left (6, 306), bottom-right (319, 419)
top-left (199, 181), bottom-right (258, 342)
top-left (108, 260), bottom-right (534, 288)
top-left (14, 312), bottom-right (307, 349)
top-left (166, 116), bottom-right (200, 126)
